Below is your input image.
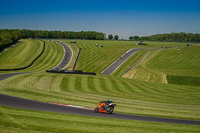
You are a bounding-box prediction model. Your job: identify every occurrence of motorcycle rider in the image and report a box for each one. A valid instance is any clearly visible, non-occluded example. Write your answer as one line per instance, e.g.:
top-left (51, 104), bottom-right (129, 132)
top-left (101, 99), bottom-right (111, 110)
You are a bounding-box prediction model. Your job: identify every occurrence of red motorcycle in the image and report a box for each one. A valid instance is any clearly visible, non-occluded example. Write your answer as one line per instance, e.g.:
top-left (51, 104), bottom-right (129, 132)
top-left (94, 100), bottom-right (116, 114)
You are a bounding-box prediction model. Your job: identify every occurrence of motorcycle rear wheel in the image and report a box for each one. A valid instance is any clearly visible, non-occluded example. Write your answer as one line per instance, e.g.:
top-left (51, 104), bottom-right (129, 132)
top-left (94, 106), bottom-right (99, 113)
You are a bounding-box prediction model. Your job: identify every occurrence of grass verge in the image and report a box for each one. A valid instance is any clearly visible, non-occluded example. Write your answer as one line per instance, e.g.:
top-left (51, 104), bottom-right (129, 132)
top-left (0, 106), bottom-right (200, 133)
top-left (167, 75), bottom-right (200, 86)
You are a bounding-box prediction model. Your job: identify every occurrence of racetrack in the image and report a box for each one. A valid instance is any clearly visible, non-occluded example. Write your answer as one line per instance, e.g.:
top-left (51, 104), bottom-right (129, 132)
top-left (0, 72), bottom-right (29, 81)
top-left (101, 48), bottom-right (147, 75)
top-left (53, 41), bottom-right (72, 69)
top-left (0, 73), bottom-right (200, 125)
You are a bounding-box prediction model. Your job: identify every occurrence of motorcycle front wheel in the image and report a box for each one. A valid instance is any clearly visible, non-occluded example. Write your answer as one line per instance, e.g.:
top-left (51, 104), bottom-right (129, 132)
top-left (105, 107), bottom-right (114, 114)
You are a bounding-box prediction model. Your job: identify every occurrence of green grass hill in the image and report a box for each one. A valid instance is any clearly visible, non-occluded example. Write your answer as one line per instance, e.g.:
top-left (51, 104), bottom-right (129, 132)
top-left (0, 39), bottom-right (43, 69)
top-left (0, 39), bottom-right (65, 73)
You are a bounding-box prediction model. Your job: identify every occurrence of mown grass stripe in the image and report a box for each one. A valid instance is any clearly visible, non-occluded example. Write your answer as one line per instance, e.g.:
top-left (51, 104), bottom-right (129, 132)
top-left (75, 76), bottom-right (82, 91)
top-left (34, 41), bottom-right (55, 69)
top-left (81, 76), bottom-right (90, 92)
top-left (79, 49), bottom-right (102, 69)
top-left (21, 40), bottom-right (41, 64)
top-left (126, 79), bottom-right (149, 93)
top-left (99, 77), bottom-right (107, 92)
top-left (103, 77), bottom-right (114, 92)
top-left (0, 40), bottom-right (43, 69)
top-left (87, 76), bottom-right (96, 91)
top-left (79, 48), bottom-right (98, 58)
top-left (136, 80), bottom-right (162, 94)
top-left (79, 48), bottom-right (122, 73)
top-left (1, 74), bottom-right (30, 89)
top-left (118, 78), bottom-right (137, 93)
top-left (108, 78), bottom-right (124, 93)
top-left (68, 76), bottom-right (76, 92)
top-left (25, 42), bottom-right (53, 71)
top-left (146, 47), bottom-right (200, 77)
top-left (15, 76), bottom-right (37, 90)
top-left (35, 76), bottom-right (53, 91)
top-left (50, 75), bottom-right (63, 92)
top-left (61, 76), bottom-right (70, 92)
top-left (92, 76), bottom-right (103, 92)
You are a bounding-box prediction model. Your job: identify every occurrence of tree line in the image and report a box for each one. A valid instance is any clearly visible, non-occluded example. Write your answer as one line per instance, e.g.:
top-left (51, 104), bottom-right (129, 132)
top-left (0, 29), bottom-right (106, 49)
top-left (129, 32), bottom-right (200, 42)
top-left (1, 30), bottom-right (200, 49)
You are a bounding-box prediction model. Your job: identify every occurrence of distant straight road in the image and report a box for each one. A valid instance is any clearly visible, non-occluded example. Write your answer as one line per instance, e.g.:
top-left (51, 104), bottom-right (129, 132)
top-left (101, 48), bottom-right (147, 75)
top-left (0, 73), bottom-right (200, 125)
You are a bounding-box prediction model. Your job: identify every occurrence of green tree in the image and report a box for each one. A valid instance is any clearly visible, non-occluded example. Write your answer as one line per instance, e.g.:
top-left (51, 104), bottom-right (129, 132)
top-left (114, 35), bottom-right (119, 40)
top-left (140, 36), bottom-right (148, 41)
top-left (0, 32), bottom-right (13, 46)
top-left (133, 36), bottom-right (140, 41)
top-left (129, 36), bottom-right (134, 40)
top-left (12, 30), bottom-right (22, 42)
top-left (34, 30), bottom-right (42, 38)
top-left (96, 34), bottom-right (104, 40)
top-left (108, 34), bottom-right (113, 40)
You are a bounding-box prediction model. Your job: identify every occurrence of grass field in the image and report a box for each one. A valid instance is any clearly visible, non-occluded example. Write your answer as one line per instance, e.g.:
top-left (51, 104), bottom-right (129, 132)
top-left (167, 75), bottom-right (200, 86)
top-left (1, 106), bottom-right (199, 133)
top-left (122, 46), bottom-right (200, 84)
top-left (146, 46), bottom-right (200, 77)
top-left (0, 39), bottom-right (43, 69)
top-left (0, 72), bottom-right (199, 120)
top-left (0, 40), bottom-right (65, 73)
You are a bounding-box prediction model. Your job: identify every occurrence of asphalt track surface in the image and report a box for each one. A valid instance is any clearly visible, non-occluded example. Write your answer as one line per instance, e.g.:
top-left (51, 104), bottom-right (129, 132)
top-left (0, 72), bottom-right (28, 81)
top-left (54, 41), bottom-right (72, 69)
top-left (101, 48), bottom-right (146, 75)
top-left (0, 73), bottom-right (200, 125)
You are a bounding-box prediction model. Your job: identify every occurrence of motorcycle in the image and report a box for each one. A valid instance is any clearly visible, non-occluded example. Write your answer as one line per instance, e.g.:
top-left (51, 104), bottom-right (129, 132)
top-left (94, 100), bottom-right (116, 114)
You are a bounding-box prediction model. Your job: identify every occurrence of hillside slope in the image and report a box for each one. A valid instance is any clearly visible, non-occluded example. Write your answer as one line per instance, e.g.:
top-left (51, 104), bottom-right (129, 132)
top-left (0, 39), bottom-right (43, 69)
